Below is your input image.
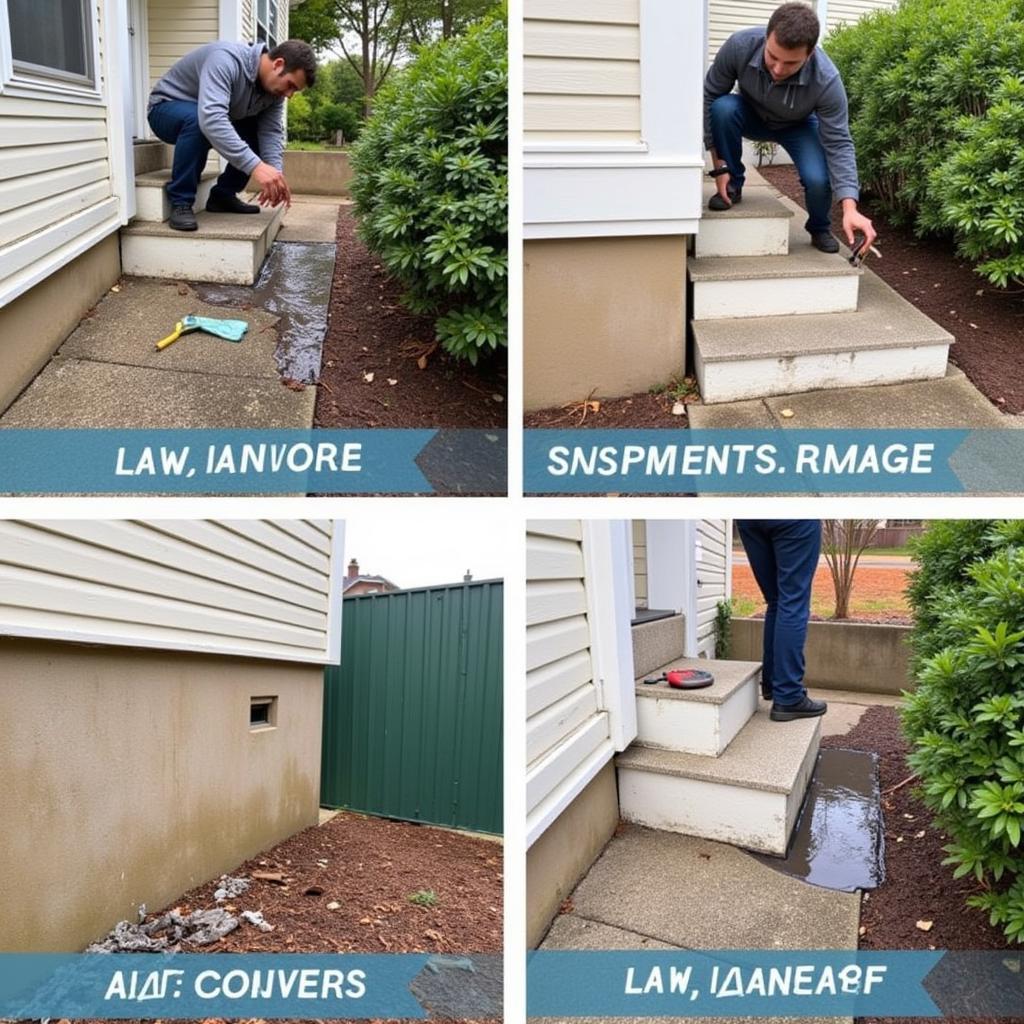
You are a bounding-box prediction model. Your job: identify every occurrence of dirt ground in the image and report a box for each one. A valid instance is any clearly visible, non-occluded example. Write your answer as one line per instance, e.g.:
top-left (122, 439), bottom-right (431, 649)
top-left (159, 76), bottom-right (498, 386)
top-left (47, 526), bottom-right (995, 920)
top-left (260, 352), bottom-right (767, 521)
top-left (760, 163), bottom-right (1024, 416)
top-left (314, 207), bottom-right (507, 430)
top-left (523, 389), bottom-right (692, 428)
top-left (822, 706), bottom-right (1011, 1024)
top-left (732, 563), bottom-right (912, 621)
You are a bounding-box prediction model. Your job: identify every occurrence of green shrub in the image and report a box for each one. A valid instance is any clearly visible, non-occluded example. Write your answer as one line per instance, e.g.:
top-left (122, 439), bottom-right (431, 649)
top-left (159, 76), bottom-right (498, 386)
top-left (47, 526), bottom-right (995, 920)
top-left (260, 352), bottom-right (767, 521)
top-left (903, 520), bottom-right (1024, 942)
top-left (825, 0), bottom-right (1024, 288)
top-left (350, 16), bottom-right (507, 363)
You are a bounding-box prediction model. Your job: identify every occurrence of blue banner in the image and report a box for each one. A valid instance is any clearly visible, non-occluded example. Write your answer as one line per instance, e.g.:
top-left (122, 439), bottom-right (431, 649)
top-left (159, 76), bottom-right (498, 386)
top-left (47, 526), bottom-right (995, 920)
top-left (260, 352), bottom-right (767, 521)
top-left (522, 428), bottom-right (1024, 493)
top-left (527, 950), bottom-right (943, 1018)
top-left (0, 429), bottom-right (507, 495)
top-left (0, 952), bottom-right (501, 1019)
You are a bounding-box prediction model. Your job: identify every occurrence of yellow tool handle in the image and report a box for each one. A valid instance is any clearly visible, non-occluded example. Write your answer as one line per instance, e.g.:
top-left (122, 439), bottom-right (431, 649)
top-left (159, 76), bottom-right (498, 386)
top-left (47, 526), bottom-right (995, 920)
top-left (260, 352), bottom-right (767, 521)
top-left (156, 322), bottom-right (184, 351)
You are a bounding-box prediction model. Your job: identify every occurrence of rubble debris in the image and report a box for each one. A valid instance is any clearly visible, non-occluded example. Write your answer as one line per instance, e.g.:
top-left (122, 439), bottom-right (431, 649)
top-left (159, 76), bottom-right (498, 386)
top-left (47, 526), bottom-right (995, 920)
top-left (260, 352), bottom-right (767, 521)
top-left (240, 910), bottom-right (274, 933)
top-left (86, 908), bottom-right (240, 952)
top-left (214, 875), bottom-right (251, 902)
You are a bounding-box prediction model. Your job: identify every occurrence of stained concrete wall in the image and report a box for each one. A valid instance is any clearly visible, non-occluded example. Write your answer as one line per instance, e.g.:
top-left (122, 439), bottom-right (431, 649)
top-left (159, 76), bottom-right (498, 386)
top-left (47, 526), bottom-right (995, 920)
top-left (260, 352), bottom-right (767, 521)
top-left (731, 618), bottom-right (913, 695)
top-left (0, 638), bottom-right (324, 951)
top-left (527, 761), bottom-right (619, 947)
top-left (283, 150), bottom-right (352, 196)
top-left (524, 236), bottom-right (688, 411)
top-left (0, 234), bottom-right (120, 415)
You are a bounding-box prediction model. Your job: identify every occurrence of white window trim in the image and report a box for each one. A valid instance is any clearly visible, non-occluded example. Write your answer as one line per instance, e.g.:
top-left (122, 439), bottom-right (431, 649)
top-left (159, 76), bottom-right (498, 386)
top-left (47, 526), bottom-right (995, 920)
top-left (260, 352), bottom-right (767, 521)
top-left (581, 520), bottom-right (637, 752)
top-left (524, 0), bottom-right (706, 238)
top-left (0, 0), bottom-right (104, 104)
top-left (220, 0), bottom-right (243, 41)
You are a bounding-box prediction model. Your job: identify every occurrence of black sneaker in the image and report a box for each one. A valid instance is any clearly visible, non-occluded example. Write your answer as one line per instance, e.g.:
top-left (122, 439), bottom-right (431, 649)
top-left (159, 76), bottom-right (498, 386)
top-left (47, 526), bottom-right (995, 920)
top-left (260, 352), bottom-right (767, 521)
top-left (169, 205), bottom-right (198, 231)
top-left (708, 185), bottom-right (743, 212)
top-left (810, 231), bottom-right (840, 254)
top-left (770, 695), bottom-right (828, 721)
top-left (206, 192), bottom-right (260, 214)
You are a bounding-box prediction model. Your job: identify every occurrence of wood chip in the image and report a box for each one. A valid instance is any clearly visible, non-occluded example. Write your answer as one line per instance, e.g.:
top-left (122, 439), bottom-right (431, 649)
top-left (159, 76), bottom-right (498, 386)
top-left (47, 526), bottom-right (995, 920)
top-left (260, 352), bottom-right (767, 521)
top-left (916, 920), bottom-right (934, 932)
top-left (251, 871), bottom-right (285, 883)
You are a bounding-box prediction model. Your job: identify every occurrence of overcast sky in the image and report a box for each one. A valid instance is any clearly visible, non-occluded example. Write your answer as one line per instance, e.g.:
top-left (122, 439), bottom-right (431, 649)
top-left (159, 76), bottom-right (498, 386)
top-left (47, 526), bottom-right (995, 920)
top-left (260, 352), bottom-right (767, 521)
top-left (341, 517), bottom-right (506, 590)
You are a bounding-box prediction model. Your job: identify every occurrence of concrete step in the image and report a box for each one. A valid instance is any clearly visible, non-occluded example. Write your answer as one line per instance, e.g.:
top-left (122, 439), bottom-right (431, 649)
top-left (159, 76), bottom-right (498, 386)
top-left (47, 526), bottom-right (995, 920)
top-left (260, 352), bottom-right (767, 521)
top-left (616, 711), bottom-right (821, 855)
top-left (120, 206), bottom-right (285, 285)
top-left (695, 183), bottom-right (794, 258)
top-left (693, 269), bottom-right (954, 403)
top-left (134, 169), bottom-right (218, 223)
top-left (689, 214), bottom-right (861, 320)
top-left (132, 140), bottom-right (168, 175)
top-left (631, 613), bottom-right (685, 680)
top-left (635, 657), bottom-right (760, 756)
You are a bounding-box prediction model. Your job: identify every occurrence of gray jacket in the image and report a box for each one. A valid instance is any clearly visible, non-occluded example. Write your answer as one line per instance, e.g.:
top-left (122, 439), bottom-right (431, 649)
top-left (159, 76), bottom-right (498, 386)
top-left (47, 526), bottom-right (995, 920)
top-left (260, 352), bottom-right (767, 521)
top-left (704, 27), bottom-right (859, 202)
top-left (149, 42), bottom-right (284, 174)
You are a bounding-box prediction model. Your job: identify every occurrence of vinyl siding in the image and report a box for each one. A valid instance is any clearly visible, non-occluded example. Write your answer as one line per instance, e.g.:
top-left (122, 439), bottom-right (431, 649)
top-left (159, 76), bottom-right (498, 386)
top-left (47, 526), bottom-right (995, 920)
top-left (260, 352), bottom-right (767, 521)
top-left (825, 0), bottom-right (899, 33)
top-left (524, 0), bottom-right (641, 145)
top-left (695, 519), bottom-right (728, 658)
top-left (707, 0), bottom-right (779, 62)
top-left (632, 519), bottom-right (647, 610)
top-left (148, 0), bottom-right (219, 86)
top-left (0, 520), bottom-right (341, 663)
top-left (0, 1), bottom-right (119, 305)
top-left (527, 521), bottom-right (612, 839)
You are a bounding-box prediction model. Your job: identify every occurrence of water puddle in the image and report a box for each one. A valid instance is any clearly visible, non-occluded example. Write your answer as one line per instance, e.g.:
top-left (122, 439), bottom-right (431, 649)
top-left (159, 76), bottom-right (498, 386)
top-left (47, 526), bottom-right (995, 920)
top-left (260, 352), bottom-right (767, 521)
top-left (195, 241), bottom-right (336, 384)
top-left (753, 748), bottom-right (885, 892)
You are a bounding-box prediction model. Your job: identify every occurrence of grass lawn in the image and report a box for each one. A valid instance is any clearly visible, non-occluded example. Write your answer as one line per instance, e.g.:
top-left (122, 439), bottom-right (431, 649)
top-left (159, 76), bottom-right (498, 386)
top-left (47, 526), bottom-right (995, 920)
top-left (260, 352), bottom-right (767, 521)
top-left (285, 142), bottom-right (348, 151)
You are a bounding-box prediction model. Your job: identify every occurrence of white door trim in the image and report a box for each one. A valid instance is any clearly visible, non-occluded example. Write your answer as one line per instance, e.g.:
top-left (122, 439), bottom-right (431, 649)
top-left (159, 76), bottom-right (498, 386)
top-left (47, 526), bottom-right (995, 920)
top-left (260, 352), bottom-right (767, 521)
top-left (102, 0), bottom-right (135, 221)
top-left (128, 0), bottom-right (150, 138)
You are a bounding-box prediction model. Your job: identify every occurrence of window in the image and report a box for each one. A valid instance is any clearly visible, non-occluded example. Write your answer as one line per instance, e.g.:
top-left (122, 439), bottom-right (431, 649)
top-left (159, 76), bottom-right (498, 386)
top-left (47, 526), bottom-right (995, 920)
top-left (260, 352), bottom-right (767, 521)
top-left (250, 695), bottom-right (278, 730)
top-left (8, 0), bottom-right (94, 85)
top-left (256, 0), bottom-right (278, 47)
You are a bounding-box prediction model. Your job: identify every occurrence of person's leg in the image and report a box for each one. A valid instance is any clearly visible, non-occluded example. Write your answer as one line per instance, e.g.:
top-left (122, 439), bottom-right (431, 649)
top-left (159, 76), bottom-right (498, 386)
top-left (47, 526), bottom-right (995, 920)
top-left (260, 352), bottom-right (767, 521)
top-left (147, 100), bottom-right (210, 209)
top-left (709, 94), bottom-right (755, 193)
top-left (737, 521), bottom-right (778, 700)
top-left (212, 117), bottom-right (260, 201)
top-left (768, 519), bottom-right (822, 707)
top-left (776, 115), bottom-right (833, 236)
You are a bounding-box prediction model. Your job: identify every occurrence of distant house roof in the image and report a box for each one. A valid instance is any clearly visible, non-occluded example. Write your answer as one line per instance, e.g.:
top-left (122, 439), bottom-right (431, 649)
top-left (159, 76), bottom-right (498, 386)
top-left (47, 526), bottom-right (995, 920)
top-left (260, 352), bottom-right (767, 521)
top-left (342, 558), bottom-right (399, 594)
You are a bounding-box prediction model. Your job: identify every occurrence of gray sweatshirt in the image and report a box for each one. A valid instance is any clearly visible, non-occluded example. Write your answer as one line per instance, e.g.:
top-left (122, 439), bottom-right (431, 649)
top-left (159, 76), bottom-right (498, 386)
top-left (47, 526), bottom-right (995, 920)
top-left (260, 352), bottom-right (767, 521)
top-left (149, 42), bottom-right (284, 174)
top-left (704, 26), bottom-right (859, 202)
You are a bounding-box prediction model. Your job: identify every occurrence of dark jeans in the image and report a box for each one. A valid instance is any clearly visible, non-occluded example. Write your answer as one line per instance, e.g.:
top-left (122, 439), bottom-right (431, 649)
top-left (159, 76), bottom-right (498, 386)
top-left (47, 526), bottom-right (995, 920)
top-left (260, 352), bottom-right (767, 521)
top-left (709, 93), bottom-right (832, 235)
top-left (147, 100), bottom-right (258, 208)
top-left (736, 519), bottom-right (822, 707)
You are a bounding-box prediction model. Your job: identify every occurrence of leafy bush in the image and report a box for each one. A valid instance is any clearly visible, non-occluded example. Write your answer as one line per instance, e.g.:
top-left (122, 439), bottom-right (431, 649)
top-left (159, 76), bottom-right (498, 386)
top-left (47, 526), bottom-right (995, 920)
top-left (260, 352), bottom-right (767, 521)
top-left (903, 520), bottom-right (1024, 942)
top-left (825, 0), bottom-right (1024, 288)
top-left (350, 15), bottom-right (507, 363)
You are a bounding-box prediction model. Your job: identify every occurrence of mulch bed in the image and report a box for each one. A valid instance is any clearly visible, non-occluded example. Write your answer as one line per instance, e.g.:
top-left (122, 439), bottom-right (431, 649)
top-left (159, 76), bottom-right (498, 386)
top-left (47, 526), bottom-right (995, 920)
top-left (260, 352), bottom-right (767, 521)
top-left (314, 207), bottom-right (506, 429)
top-left (822, 706), bottom-right (1011, 1024)
top-left (760, 163), bottom-right (1024, 415)
top-left (524, 391), bottom-right (691, 429)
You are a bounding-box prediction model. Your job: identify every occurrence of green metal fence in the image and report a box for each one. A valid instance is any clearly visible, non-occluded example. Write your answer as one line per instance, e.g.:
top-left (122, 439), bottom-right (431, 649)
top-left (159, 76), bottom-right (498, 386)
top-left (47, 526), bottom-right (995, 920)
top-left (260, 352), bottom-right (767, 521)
top-left (321, 579), bottom-right (503, 835)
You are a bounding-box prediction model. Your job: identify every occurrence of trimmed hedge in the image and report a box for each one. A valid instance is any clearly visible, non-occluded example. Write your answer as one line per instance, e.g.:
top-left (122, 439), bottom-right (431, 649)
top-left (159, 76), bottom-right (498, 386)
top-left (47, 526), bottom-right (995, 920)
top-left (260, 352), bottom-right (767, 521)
top-left (350, 16), bottom-right (507, 363)
top-left (826, 0), bottom-right (1024, 288)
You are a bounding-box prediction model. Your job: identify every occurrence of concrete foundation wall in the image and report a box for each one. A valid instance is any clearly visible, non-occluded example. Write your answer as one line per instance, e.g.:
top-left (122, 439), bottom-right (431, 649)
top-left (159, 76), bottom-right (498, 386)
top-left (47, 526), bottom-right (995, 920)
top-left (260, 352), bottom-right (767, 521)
top-left (731, 618), bottom-right (913, 695)
top-left (0, 235), bottom-right (120, 415)
top-left (0, 638), bottom-right (324, 952)
top-left (524, 236), bottom-right (687, 411)
top-left (283, 150), bottom-right (352, 196)
top-left (527, 761), bottom-right (619, 947)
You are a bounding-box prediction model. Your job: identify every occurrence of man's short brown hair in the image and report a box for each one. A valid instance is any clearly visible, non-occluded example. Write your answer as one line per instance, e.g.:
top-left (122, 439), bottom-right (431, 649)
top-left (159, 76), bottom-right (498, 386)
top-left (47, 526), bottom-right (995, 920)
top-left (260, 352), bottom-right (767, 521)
top-left (767, 2), bottom-right (820, 53)
top-left (269, 39), bottom-right (317, 88)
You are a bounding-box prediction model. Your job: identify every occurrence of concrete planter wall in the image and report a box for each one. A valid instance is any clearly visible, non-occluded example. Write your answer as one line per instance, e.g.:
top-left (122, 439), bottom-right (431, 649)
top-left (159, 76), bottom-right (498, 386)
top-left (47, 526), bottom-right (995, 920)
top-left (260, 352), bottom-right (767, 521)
top-left (731, 617), bottom-right (913, 695)
top-left (283, 150), bottom-right (352, 196)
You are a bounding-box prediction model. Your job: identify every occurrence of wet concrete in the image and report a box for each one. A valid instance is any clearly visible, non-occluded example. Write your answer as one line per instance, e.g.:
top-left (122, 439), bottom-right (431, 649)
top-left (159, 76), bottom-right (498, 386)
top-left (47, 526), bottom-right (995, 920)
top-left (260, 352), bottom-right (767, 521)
top-left (754, 748), bottom-right (885, 892)
top-left (195, 241), bottom-right (335, 384)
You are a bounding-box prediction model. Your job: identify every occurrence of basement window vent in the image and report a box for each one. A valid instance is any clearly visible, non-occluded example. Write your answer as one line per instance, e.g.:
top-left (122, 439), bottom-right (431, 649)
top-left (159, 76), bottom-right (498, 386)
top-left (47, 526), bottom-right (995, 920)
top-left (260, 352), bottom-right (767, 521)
top-left (250, 696), bottom-right (277, 730)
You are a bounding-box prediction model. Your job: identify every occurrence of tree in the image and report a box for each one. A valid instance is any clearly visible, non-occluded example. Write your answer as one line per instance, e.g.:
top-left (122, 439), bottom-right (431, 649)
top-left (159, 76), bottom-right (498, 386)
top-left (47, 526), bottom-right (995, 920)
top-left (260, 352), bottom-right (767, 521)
top-left (291, 0), bottom-right (408, 117)
top-left (821, 519), bottom-right (880, 620)
top-left (401, 0), bottom-right (503, 44)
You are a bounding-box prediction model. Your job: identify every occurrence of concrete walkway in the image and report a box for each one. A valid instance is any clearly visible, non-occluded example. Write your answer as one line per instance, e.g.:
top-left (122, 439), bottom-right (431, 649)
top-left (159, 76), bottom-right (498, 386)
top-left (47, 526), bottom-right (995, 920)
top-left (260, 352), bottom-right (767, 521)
top-left (0, 197), bottom-right (341, 430)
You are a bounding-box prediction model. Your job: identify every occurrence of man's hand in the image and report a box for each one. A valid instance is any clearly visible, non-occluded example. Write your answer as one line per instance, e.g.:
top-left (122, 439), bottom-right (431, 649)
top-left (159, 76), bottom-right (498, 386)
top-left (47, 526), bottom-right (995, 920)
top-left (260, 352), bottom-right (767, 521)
top-left (251, 161), bottom-right (292, 208)
top-left (841, 198), bottom-right (876, 253)
top-left (709, 150), bottom-right (733, 207)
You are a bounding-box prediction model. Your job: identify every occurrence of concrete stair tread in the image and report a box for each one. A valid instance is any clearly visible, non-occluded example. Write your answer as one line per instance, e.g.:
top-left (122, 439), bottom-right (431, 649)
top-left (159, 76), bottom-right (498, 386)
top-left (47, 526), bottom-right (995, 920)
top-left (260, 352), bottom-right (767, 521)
top-left (693, 268), bottom-right (954, 362)
top-left (701, 182), bottom-right (794, 221)
top-left (122, 206), bottom-right (282, 240)
top-left (690, 212), bottom-right (862, 282)
top-left (636, 657), bottom-right (760, 705)
top-left (135, 168), bottom-right (219, 187)
top-left (617, 711), bottom-right (820, 794)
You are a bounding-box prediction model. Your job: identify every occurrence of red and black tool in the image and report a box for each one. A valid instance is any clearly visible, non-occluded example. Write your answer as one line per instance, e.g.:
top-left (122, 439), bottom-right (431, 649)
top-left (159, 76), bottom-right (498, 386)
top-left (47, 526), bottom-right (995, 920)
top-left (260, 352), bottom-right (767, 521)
top-left (642, 668), bottom-right (714, 690)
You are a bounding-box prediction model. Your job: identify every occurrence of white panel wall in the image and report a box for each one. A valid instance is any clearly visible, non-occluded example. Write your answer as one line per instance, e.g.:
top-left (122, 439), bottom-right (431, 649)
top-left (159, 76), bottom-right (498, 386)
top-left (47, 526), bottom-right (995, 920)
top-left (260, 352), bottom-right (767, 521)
top-left (524, 0), bottom-right (642, 145)
top-left (527, 520), bottom-right (613, 845)
top-left (0, 520), bottom-right (343, 664)
top-left (695, 519), bottom-right (729, 657)
top-left (149, 0), bottom-right (219, 85)
top-left (706, 0), bottom-right (780, 62)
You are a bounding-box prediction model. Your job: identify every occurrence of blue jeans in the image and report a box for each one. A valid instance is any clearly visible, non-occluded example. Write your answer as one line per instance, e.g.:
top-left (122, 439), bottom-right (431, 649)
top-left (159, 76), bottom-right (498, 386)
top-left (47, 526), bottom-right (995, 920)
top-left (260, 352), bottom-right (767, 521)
top-left (709, 93), bottom-right (832, 235)
top-left (737, 519), bottom-right (822, 707)
top-left (147, 100), bottom-right (258, 208)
